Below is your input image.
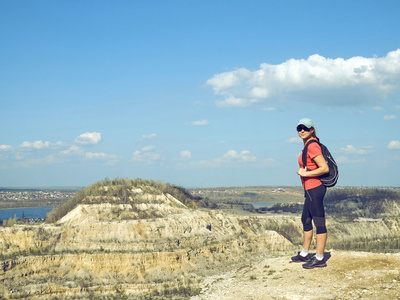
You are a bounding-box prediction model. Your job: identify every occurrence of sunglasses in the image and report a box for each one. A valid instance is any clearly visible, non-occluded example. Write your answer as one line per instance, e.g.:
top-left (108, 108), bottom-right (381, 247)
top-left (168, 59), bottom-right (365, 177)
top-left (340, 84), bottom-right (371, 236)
top-left (296, 125), bottom-right (311, 132)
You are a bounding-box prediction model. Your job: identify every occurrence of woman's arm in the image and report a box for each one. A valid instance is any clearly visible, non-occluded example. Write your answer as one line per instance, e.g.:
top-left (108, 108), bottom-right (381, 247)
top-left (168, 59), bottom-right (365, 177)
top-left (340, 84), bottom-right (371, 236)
top-left (297, 155), bottom-right (329, 177)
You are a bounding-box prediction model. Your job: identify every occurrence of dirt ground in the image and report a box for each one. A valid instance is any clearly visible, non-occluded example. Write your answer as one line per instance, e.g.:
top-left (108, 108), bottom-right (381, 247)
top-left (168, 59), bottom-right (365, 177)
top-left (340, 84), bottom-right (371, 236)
top-left (191, 250), bottom-right (400, 300)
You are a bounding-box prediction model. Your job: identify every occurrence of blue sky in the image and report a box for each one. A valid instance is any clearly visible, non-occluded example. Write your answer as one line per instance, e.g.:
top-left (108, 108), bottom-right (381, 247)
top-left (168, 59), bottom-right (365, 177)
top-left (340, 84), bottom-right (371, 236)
top-left (1, 0), bottom-right (399, 188)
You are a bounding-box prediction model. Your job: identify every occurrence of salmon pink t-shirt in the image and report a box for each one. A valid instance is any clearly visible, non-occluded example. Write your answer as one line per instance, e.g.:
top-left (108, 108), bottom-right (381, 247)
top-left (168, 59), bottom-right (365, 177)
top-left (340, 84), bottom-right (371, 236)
top-left (298, 138), bottom-right (323, 190)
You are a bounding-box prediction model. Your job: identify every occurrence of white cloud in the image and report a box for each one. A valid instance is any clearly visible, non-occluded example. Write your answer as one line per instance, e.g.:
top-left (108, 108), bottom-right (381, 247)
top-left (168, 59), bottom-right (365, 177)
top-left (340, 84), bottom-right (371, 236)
top-left (384, 115), bottom-right (396, 120)
top-left (85, 152), bottom-right (107, 159)
top-left (85, 152), bottom-right (119, 164)
top-left (132, 146), bottom-right (161, 163)
top-left (261, 107), bottom-right (277, 111)
top-left (60, 145), bottom-right (84, 156)
top-left (0, 145), bottom-right (12, 151)
top-left (192, 120), bottom-right (209, 126)
top-left (75, 132), bottom-right (102, 145)
top-left (59, 146), bottom-right (119, 164)
top-left (186, 149), bottom-right (273, 168)
top-left (388, 140), bottom-right (400, 149)
top-left (142, 145), bottom-right (155, 152)
top-left (222, 150), bottom-right (240, 160)
top-left (336, 156), bottom-right (366, 164)
top-left (180, 150), bottom-right (191, 159)
top-left (18, 155), bottom-right (59, 168)
top-left (0, 135), bottom-right (122, 168)
top-left (216, 96), bottom-right (259, 108)
top-left (287, 136), bottom-right (302, 143)
top-left (373, 106), bottom-right (384, 111)
top-left (220, 150), bottom-right (257, 162)
top-left (132, 151), bottom-right (161, 163)
top-left (207, 49), bottom-right (400, 107)
top-left (340, 144), bottom-right (372, 155)
top-left (142, 133), bottom-right (157, 139)
top-left (20, 140), bottom-right (51, 149)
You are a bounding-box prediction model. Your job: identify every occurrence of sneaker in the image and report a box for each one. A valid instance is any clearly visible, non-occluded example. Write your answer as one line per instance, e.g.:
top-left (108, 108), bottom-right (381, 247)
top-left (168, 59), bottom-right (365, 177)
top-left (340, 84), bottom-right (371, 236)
top-left (291, 252), bottom-right (313, 262)
top-left (302, 256), bottom-right (327, 269)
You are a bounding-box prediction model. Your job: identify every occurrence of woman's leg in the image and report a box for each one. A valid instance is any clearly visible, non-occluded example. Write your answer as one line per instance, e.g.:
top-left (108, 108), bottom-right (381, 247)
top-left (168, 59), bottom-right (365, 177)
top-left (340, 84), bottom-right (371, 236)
top-left (316, 232), bottom-right (327, 255)
top-left (307, 185), bottom-right (327, 256)
top-left (301, 192), bottom-right (314, 251)
top-left (303, 229), bottom-right (313, 251)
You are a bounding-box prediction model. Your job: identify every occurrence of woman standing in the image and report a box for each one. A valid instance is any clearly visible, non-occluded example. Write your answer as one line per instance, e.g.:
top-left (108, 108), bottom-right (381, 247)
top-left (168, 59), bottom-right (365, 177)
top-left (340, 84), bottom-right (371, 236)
top-left (291, 118), bottom-right (329, 269)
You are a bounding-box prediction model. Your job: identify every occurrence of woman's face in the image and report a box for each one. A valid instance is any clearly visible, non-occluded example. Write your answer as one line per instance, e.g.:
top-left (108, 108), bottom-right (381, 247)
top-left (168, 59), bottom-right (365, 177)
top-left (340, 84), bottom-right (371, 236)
top-left (297, 125), bottom-right (314, 141)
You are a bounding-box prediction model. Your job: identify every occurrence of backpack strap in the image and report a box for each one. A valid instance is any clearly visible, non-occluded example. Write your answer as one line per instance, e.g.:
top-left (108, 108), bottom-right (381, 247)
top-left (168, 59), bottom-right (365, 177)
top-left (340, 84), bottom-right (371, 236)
top-left (302, 139), bottom-right (319, 170)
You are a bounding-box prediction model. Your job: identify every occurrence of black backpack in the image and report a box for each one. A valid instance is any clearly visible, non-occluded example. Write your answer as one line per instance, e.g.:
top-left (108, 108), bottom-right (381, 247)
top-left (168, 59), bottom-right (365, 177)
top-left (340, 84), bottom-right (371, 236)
top-left (302, 139), bottom-right (339, 188)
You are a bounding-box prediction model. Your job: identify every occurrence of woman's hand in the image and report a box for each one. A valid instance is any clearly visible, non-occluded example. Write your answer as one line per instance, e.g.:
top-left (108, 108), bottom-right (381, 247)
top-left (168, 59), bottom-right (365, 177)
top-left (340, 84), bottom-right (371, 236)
top-left (298, 155), bottom-right (329, 178)
top-left (297, 167), bottom-right (308, 177)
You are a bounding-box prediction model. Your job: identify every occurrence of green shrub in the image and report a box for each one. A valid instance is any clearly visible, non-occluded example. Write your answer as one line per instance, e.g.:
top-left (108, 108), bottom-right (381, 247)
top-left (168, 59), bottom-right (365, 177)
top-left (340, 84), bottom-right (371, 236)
top-left (2, 216), bottom-right (17, 227)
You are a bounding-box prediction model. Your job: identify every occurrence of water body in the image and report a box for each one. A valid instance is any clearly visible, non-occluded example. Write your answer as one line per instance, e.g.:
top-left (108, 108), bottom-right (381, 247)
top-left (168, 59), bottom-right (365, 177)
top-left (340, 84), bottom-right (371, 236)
top-left (246, 203), bottom-right (277, 207)
top-left (0, 207), bottom-right (56, 221)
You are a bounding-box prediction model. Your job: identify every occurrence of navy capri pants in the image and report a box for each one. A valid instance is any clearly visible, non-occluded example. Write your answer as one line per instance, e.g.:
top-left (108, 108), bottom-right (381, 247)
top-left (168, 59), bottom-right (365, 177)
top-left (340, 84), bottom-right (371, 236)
top-left (301, 184), bottom-right (327, 234)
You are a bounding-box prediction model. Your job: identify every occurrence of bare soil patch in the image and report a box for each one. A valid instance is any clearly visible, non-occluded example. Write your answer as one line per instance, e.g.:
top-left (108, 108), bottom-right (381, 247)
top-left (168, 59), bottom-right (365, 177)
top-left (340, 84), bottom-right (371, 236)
top-left (191, 250), bottom-right (400, 300)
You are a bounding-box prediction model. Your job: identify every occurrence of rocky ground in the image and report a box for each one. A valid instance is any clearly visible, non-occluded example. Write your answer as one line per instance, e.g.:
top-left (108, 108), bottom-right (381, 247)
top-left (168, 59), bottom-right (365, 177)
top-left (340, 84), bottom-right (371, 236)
top-left (192, 250), bottom-right (400, 300)
top-left (2, 182), bottom-right (400, 299)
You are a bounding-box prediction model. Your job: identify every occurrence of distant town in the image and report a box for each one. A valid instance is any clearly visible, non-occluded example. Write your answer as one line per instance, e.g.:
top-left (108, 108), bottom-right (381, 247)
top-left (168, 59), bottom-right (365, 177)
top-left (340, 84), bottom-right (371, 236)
top-left (0, 188), bottom-right (78, 210)
top-left (0, 190), bottom-right (75, 202)
top-left (0, 189), bottom-right (79, 225)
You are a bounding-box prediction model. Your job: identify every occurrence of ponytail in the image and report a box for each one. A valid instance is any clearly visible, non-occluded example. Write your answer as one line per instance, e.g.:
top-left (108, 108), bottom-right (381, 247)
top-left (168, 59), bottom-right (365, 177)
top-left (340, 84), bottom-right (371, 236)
top-left (311, 128), bottom-right (317, 138)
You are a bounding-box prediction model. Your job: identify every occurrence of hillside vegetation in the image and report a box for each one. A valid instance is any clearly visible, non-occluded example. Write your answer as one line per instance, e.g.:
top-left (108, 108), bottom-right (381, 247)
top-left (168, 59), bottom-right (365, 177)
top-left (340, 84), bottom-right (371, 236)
top-left (45, 177), bottom-right (199, 223)
top-left (325, 187), bottom-right (400, 218)
top-left (258, 186), bottom-right (400, 253)
top-left (260, 186), bottom-right (400, 219)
